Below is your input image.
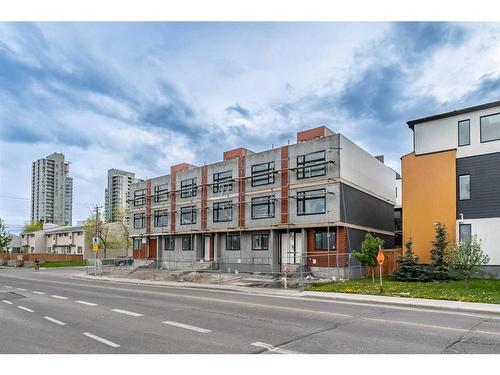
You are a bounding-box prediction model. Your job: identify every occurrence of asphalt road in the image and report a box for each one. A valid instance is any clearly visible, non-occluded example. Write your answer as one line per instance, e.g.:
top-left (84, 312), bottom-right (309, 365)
top-left (1, 267), bottom-right (500, 354)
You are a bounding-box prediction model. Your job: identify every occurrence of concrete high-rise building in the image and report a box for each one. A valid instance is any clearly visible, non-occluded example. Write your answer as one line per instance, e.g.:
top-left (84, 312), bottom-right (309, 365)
top-left (104, 169), bottom-right (139, 222)
top-left (31, 152), bottom-right (73, 226)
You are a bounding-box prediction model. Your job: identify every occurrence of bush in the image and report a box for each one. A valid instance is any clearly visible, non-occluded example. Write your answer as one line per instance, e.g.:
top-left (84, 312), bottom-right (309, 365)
top-left (391, 239), bottom-right (432, 282)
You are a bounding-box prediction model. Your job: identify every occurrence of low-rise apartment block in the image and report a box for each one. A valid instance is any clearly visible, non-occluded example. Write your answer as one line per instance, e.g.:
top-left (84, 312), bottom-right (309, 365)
top-left (21, 224), bottom-right (85, 254)
top-left (402, 100), bottom-right (500, 277)
top-left (129, 126), bottom-right (397, 274)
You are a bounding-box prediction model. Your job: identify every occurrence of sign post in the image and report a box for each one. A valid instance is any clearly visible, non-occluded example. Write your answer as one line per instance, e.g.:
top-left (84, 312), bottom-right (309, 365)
top-left (92, 237), bottom-right (99, 276)
top-left (376, 246), bottom-right (385, 293)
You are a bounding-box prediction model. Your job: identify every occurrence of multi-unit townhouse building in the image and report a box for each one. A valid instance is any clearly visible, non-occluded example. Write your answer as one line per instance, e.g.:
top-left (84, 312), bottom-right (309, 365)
top-left (402, 100), bottom-right (500, 277)
top-left (129, 126), bottom-right (396, 274)
top-left (21, 224), bottom-right (85, 254)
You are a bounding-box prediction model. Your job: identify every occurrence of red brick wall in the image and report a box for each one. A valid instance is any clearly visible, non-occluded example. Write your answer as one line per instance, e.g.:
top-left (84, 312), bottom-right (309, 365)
top-left (0, 254), bottom-right (83, 262)
top-left (280, 145), bottom-right (289, 224)
top-left (297, 126), bottom-right (327, 142)
top-left (223, 147), bottom-right (248, 161)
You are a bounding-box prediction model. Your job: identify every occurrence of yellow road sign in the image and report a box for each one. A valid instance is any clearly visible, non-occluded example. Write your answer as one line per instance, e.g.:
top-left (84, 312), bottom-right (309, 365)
top-left (92, 244), bottom-right (98, 252)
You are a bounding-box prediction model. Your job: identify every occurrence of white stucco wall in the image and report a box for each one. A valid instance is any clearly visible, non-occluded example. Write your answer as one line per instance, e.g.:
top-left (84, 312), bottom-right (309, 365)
top-left (456, 218), bottom-right (500, 265)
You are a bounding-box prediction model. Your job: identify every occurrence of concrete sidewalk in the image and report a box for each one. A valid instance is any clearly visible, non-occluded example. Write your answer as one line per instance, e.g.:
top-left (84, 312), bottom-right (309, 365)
top-left (74, 273), bottom-right (500, 316)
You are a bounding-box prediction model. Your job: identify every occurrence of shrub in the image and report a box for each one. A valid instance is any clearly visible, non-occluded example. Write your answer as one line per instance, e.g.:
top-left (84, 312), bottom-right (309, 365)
top-left (391, 239), bottom-right (432, 282)
top-left (446, 236), bottom-right (489, 289)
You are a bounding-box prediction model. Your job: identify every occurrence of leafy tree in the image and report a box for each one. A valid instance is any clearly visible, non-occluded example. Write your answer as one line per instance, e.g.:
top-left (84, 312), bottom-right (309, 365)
top-left (430, 222), bottom-right (452, 280)
top-left (446, 236), bottom-right (489, 289)
top-left (353, 233), bottom-right (385, 283)
top-left (113, 206), bottom-right (131, 257)
top-left (22, 221), bottom-right (43, 233)
top-left (0, 219), bottom-right (12, 253)
top-left (84, 212), bottom-right (120, 258)
top-left (391, 238), bottom-right (432, 282)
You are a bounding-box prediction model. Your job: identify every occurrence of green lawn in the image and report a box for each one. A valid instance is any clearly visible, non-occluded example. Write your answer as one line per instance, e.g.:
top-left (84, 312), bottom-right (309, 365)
top-left (40, 260), bottom-right (86, 268)
top-left (308, 278), bottom-right (500, 304)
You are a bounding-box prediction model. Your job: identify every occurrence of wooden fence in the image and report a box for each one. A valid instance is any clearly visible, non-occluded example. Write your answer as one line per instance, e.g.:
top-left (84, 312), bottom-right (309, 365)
top-left (0, 253), bottom-right (83, 262)
top-left (365, 248), bottom-right (402, 277)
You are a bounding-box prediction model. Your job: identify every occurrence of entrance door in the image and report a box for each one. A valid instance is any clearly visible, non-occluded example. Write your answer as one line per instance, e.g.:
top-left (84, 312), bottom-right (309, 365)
top-left (148, 238), bottom-right (157, 260)
top-left (281, 233), bottom-right (303, 270)
top-left (204, 235), bottom-right (211, 261)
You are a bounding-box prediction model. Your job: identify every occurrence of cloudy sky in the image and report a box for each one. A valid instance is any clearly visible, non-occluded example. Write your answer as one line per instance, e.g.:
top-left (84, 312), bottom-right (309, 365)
top-left (1, 22), bottom-right (500, 232)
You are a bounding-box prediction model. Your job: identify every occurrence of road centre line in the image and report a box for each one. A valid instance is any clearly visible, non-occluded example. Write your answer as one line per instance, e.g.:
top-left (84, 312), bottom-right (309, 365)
top-left (51, 295), bottom-right (68, 300)
top-left (16, 288), bottom-right (26, 291)
top-left (162, 320), bottom-right (211, 333)
top-left (32, 291), bottom-right (45, 295)
top-left (82, 332), bottom-right (120, 348)
top-left (76, 300), bottom-right (97, 306)
top-left (18, 306), bottom-right (34, 313)
top-left (111, 308), bottom-right (143, 317)
top-left (2, 300), bottom-right (13, 304)
top-left (4, 285), bottom-right (12, 288)
top-left (251, 342), bottom-right (300, 354)
top-left (44, 316), bottom-right (66, 326)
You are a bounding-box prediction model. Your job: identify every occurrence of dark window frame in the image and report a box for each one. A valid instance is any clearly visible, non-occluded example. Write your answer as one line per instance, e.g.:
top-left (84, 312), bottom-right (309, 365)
top-left (252, 234), bottom-right (269, 251)
top-left (181, 236), bottom-right (193, 251)
top-left (458, 174), bottom-right (471, 201)
top-left (480, 112), bottom-right (500, 143)
top-left (153, 209), bottom-right (168, 227)
top-left (180, 206), bottom-right (197, 225)
top-left (133, 213), bottom-right (145, 229)
top-left (213, 171), bottom-right (233, 193)
top-left (154, 184), bottom-right (168, 203)
top-left (213, 201), bottom-right (233, 222)
top-left (459, 223), bottom-right (472, 243)
top-left (314, 230), bottom-right (336, 250)
top-left (458, 119), bottom-right (471, 147)
top-left (296, 150), bottom-right (327, 179)
top-left (133, 238), bottom-right (142, 251)
top-left (297, 189), bottom-right (327, 216)
top-left (225, 233), bottom-right (240, 251)
top-left (164, 237), bottom-right (175, 251)
top-left (251, 162), bottom-right (275, 187)
top-left (180, 178), bottom-right (197, 198)
top-left (251, 195), bottom-right (275, 219)
top-left (133, 189), bottom-right (146, 206)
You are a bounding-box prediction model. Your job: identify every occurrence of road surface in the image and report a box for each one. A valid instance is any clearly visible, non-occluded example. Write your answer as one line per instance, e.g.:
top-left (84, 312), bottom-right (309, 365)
top-left (1, 267), bottom-right (499, 354)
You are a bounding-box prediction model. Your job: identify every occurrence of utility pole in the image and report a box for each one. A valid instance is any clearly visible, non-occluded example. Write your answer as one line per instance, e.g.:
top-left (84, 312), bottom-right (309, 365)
top-left (94, 205), bottom-right (100, 276)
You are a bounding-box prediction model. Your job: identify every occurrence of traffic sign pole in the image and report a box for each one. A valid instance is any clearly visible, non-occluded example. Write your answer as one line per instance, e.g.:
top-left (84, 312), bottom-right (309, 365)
top-left (376, 245), bottom-right (385, 294)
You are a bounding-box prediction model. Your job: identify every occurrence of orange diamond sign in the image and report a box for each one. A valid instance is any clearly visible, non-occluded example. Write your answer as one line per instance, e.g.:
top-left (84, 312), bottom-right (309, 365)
top-left (377, 248), bottom-right (385, 266)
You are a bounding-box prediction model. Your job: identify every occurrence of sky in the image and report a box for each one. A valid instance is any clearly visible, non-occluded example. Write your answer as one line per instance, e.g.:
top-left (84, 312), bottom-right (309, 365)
top-left (1, 22), bottom-right (500, 233)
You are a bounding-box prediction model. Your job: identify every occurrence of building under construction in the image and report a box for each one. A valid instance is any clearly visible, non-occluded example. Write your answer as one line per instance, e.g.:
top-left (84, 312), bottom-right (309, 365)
top-left (128, 126), bottom-right (397, 275)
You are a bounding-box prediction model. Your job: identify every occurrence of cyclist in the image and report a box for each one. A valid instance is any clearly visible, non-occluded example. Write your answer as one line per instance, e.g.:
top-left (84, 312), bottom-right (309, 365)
top-left (34, 257), bottom-right (40, 272)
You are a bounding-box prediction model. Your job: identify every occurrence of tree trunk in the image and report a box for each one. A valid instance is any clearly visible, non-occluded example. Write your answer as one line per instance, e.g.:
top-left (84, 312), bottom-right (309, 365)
top-left (371, 267), bottom-right (375, 283)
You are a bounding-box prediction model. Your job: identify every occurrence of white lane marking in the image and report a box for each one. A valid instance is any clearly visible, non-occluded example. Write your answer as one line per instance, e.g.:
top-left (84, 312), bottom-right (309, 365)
top-left (82, 332), bottom-right (120, 348)
top-left (162, 320), bottom-right (211, 333)
top-left (44, 316), bottom-right (66, 326)
top-left (16, 288), bottom-right (26, 291)
top-left (111, 308), bottom-right (143, 317)
top-left (17, 306), bottom-right (34, 313)
top-left (76, 300), bottom-right (97, 306)
top-left (32, 291), bottom-right (45, 295)
top-left (2, 300), bottom-right (13, 304)
top-left (4, 285), bottom-right (12, 288)
top-left (251, 342), bottom-right (300, 354)
top-left (51, 295), bottom-right (68, 300)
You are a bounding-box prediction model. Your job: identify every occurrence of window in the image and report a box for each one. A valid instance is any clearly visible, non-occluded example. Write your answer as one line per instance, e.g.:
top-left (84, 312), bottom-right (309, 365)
top-left (134, 189), bottom-right (146, 206)
top-left (154, 184), bottom-right (168, 202)
top-left (133, 213), bottom-right (145, 229)
top-left (180, 206), bottom-right (197, 225)
top-left (297, 150), bottom-right (327, 179)
top-left (314, 230), bottom-right (336, 250)
top-left (133, 238), bottom-right (142, 251)
top-left (252, 234), bottom-right (269, 250)
top-left (213, 171), bottom-right (233, 193)
top-left (251, 162), bottom-right (275, 186)
top-left (182, 236), bottom-right (193, 251)
top-left (459, 175), bottom-right (470, 200)
top-left (480, 112), bottom-right (500, 143)
top-left (213, 201), bottom-right (233, 222)
top-left (154, 209), bottom-right (168, 227)
top-left (297, 189), bottom-right (326, 215)
top-left (164, 237), bottom-right (175, 251)
top-left (226, 233), bottom-right (240, 251)
top-left (251, 196), bottom-right (275, 219)
top-left (458, 120), bottom-right (470, 146)
top-left (459, 224), bottom-right (472, 243)
top-left (77, 246), bottom-right (83, 254)
top-left (180, 178), bottom-right (197, 198)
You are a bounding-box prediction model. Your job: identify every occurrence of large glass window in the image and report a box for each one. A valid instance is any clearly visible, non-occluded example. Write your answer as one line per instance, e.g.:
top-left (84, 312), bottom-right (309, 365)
top-left (297, 189), bottom-right (326, 215)
top-left (180, 178), bottom-right (197, 198)
top-left (180, 206), bottom-right (197, 225)
top-left (480, 112), bottom-right (500, 143)
top-left (133, 189), bottom-right (146, 206)
top-left (164, 237), bottom-right (175, 251)
top-left (297, 150), bottom-right (327, 179)
top-left (181, 236), bottom-right (193, 251)
top-left (153, 209), bottom-right (168, 227)
top-left (213, 201), bottom-right (233, 222)
top-left (226, 233), bottom-right (240, 251)
top-left (458, 119), bottom-right (470, 147)
top-left (314, 230), bottom-right (336, 250)
top-left (251, 162), bottom-right (275, 186)
top-left (154, 184), bottom-right (168, 202)
top-left (133, 213), bottom-right (145, 229)
top-left (252, 234), bottom-right (269, 250)
top-left (459, 224), bottom-right (472, 243)
top-left (133, 238), bottom-right (142, 251)
top-left (459, 175), bottom-right (471, 200)
top-left (213, 171), bottom-right (233, 193)
top-left (251, 196), bottom-right (275, 219)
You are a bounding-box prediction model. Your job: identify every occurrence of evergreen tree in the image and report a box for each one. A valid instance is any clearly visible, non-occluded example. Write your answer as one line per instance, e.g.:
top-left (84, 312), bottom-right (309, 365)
top-left (391, 238), bottom-right (431, 282)
top-left (430, 222), bottom-right (452, 280)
